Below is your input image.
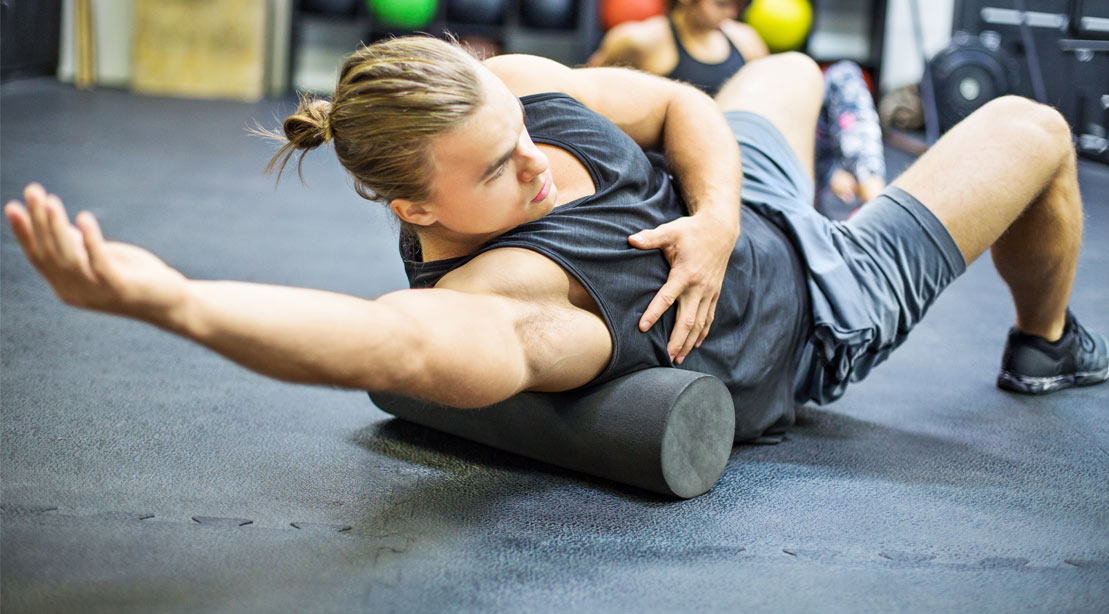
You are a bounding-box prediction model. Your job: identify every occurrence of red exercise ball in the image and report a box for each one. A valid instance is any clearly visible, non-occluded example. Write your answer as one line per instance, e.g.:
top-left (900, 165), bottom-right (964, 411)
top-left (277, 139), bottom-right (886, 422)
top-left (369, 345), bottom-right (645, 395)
top-left (601, 0), bottom-right (665, 30)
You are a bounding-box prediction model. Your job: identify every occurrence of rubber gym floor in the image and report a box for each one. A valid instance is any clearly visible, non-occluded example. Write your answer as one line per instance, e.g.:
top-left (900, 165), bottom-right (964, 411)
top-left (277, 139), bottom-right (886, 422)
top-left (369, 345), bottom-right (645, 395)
top-left (2, 78), bottom-right (1106, 613)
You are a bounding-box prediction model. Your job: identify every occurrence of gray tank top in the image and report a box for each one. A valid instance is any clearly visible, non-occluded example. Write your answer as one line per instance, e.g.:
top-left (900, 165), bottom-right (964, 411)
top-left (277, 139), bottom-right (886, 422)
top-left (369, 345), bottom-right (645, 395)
top-left (401, 93), bottom-right (809, 440)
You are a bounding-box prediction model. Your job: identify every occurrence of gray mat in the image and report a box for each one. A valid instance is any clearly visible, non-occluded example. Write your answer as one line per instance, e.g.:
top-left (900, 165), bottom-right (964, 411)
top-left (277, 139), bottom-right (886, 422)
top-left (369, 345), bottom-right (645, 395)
top-left (2, 79), bottom-right (1106, 613)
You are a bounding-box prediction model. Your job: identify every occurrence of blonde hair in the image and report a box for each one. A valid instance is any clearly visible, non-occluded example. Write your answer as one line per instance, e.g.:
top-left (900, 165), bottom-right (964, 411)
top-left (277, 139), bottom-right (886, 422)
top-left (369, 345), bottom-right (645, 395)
top-left (265, 36), bottom-right (484, 207)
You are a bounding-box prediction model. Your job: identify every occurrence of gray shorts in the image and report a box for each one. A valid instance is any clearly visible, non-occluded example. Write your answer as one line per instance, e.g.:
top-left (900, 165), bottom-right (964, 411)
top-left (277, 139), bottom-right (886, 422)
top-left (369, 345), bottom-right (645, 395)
top-left (725, 110), bottom-right (967, 404)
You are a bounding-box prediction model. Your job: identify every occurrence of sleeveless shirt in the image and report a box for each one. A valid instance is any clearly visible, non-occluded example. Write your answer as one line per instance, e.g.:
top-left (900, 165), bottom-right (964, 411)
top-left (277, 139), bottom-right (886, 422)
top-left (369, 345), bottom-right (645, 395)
top-left (401, 93), bottom-right (809, 441)
top-left (664, 18), bottom-right (746, 97)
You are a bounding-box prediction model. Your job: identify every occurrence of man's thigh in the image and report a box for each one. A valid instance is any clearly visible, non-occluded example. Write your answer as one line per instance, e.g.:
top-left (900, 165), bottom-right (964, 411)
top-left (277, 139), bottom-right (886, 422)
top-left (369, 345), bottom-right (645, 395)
top-left (890, 96), bottom-right (1071, 264)
top-left (714, 52), bottom-right (823, 181)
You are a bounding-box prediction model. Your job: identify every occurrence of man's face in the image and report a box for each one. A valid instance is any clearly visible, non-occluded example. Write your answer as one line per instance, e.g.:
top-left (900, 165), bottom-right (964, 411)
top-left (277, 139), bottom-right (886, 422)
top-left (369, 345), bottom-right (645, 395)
top-left (416, 67), bottom-right (557, 240)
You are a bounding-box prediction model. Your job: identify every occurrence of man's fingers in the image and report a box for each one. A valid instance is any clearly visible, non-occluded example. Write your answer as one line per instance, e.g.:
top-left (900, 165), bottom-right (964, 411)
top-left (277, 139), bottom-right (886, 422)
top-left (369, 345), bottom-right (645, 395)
top-left (692, 297), bottom-right (718, 348)
top-left (22, 183), bottom-right (45, 206)
top-left (668, 299), bottom-right (693, 362)
top-left (669, 284), bottom-right (721, 362)
top-left (5, 202), bottom-right (52, 277)
top-left (8, 187), bottom-right (104, 290)
top-left (673, 297), bottom-right (710, 364)
top-left (26, 185), bottom-right (54, 260)
top-left (640, 280), bottom-right (681, 331)
top-left (6, 201), bottom-right (37, 256)
top-left (628, 226), bottom-right (667, 250)
top-left (46, 194), bottom-right (78, 264)
top-left (76, 211), bottom-right (111, 282)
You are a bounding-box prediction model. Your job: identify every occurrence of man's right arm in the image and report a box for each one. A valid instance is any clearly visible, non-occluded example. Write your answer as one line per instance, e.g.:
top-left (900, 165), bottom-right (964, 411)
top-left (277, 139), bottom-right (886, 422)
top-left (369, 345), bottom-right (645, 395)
top-left (5, 184), bottom-right (612, 408)
top-left (175, 280), bottom-right (609, 407)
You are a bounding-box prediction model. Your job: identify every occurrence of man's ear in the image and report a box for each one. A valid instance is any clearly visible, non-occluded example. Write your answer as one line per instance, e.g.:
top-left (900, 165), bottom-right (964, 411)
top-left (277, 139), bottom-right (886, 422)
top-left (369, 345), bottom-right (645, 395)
top-left (390, 198), bottom-right (437, 227)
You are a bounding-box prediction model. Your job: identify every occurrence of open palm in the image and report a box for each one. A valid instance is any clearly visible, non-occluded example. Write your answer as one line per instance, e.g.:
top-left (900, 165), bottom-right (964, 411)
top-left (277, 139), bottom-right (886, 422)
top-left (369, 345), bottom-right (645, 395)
top-left (5, 183), bottom-right (188, 320)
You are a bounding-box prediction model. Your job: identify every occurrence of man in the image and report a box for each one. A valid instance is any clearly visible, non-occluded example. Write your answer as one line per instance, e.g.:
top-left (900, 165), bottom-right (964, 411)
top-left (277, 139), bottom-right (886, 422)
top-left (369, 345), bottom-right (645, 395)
top-left (5, 39), bottom-right (1105, 445)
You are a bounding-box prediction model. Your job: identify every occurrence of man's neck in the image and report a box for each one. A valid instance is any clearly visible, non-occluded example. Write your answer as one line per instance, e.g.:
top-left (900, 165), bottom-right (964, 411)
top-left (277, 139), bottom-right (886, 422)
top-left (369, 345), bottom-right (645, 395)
top-left (415, 226), bottom-right (502, 262)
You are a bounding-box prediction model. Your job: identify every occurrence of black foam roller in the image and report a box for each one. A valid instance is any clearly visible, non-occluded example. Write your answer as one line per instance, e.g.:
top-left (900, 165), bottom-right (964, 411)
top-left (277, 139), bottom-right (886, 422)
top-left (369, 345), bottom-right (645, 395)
top-left (369, 368), bottom-right (735, 498)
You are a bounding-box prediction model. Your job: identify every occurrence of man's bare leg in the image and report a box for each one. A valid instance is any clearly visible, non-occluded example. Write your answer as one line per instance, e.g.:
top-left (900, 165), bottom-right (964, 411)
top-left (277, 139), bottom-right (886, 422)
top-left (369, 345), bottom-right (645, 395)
top-left (714, 52), bottom-right (824, 181)
top-left (891, 95), bottom-right (1105, 393)
top-left (716, 62), bottom-right (1102, 393)
top-left (891, 95), bottom-right (1081, 341)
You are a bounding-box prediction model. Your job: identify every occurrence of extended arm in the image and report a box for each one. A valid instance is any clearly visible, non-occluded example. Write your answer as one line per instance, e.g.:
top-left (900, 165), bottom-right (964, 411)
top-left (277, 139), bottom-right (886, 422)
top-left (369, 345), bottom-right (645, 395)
top-left (4, 184), bottom-right (610, 408)
top-left (486, 55), bottom-right (741, 364)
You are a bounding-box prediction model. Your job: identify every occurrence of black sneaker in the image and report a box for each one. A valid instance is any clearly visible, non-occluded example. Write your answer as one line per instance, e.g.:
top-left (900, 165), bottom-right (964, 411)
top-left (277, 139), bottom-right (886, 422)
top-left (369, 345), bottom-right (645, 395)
top-left (997, 310), bottom-right (1109, 394)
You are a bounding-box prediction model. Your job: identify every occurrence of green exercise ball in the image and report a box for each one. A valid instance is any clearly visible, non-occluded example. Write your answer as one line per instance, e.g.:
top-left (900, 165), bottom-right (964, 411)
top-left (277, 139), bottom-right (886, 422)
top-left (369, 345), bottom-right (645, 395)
top-left (744, 0), bottom-right (812, 52)
top-left (368, 0), bottom-right (438, 29)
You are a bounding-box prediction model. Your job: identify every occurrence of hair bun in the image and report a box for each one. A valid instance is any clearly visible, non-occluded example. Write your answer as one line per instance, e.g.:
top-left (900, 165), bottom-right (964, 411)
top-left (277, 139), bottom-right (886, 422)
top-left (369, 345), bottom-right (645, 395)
top-left (283, 97), bottom-right (333, 150)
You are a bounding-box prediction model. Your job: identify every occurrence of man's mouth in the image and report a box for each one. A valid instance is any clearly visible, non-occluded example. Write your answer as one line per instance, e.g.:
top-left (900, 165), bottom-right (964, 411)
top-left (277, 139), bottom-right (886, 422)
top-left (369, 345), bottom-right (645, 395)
top-left (530, 172), bottom-right (551, 204)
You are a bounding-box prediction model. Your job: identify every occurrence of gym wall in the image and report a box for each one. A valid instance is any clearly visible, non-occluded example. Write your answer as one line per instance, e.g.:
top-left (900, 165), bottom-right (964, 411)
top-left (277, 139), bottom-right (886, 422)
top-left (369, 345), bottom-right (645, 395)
top-left (880, 0), bottom-right (956, 93)
top-left (950, 0), bottom-right (1109, 160)
top-left (1, 0), bottom-right (62, 81)
top-left (294, 0), bottom-right (602, 94)
top-left (55, 0), bottom-right (294, 97)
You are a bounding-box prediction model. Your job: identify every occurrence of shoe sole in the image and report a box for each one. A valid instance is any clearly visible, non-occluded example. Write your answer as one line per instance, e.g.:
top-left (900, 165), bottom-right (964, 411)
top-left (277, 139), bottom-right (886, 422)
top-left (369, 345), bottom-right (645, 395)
top-left (997, 363), bottom-right (1109, 394)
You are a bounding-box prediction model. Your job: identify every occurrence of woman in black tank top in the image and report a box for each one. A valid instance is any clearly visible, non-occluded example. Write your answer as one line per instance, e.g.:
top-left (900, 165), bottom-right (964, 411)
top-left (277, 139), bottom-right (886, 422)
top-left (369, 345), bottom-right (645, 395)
top-left (588, 0), bottom-right (767, 96)
top-left (664, 15), bottom-right (746, 97)
top-left (590, 0), bottom-right (889, 217)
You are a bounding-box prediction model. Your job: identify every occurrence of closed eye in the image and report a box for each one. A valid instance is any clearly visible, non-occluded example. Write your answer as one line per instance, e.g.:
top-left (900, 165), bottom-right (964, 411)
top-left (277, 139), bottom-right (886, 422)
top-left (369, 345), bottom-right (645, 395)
top-left (483, 147), bottom-right (514, 182)
top-left (482, 98), bottom-right (527, 183)
top-left (488, 161), bottom-right (508, 181)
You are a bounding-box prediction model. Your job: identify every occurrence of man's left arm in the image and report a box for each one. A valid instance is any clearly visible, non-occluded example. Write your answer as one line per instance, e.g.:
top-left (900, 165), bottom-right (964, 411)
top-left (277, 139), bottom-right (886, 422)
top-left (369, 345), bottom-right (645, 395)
top-left (628, 81), bottom-right (742, 364)
top-left (487, 56), bottom-right (742, 364)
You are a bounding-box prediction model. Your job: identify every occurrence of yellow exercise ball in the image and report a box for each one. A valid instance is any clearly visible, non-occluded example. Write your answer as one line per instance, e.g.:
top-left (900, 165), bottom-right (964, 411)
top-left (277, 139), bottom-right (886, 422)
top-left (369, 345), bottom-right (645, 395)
top-left (744, 0), bottom-right (813, 52)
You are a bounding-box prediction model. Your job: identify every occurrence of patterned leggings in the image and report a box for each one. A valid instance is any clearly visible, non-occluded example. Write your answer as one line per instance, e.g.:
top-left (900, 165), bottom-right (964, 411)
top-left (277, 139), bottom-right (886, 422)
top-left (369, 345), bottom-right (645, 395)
top-left (815, 61), bottom-right (886, 196)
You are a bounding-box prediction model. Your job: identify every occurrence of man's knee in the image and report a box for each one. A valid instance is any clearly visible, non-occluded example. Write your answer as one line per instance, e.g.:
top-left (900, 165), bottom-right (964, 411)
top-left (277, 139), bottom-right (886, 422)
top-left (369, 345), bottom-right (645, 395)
top-left (773, 51), bottom-right (822, 73)
top-left (977, 96), bottom-right (1072, 160)
top-left (773, 51), bottom-right (824, 92)
top-left (984, 95), bottom-right (1069, 132)
top-left (716, 51), bottom-right (822, 109)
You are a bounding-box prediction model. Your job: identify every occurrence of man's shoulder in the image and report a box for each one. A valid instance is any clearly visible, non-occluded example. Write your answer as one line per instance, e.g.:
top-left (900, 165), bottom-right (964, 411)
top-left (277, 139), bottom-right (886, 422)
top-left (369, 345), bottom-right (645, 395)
top-left (483, 54), bottom-right (582, 99)
top-left (436, 247), bottom-right (574, 300)
top-left (436, 246), bottom-right (608, 328)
